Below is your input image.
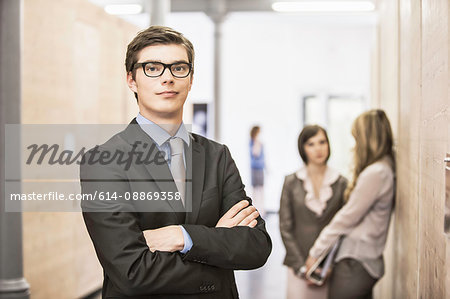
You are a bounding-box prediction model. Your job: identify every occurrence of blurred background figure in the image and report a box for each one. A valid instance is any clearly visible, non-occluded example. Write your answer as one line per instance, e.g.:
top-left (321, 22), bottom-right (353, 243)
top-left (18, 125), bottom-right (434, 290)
top-left (306, 109), bottom-right (395, 299)
top-left (250, 125), bottom-right (265, 216)
top-left (280, 125), bottom-right (347, 299)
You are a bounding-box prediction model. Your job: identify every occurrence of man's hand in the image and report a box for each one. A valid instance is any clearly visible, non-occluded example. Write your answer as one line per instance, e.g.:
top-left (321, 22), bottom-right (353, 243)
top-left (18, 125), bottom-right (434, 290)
top-left (143, 200), bottom-right (259, 252)
top-left (215, 200), bottom-right (259, 228)
top-left (143, 225), bottom-right (184, 252)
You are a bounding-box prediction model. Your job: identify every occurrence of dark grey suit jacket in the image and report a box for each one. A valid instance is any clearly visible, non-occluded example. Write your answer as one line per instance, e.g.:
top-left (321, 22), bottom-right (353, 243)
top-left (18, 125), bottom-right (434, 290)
top-left (279, 172), bottom-right (347, 271)
top-left (80, 119), bottom-right (272, 299)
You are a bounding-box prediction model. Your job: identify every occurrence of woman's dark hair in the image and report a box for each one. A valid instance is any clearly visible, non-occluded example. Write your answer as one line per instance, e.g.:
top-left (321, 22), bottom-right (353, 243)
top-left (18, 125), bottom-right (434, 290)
top-left (297, 125), bottom-right (330, 164)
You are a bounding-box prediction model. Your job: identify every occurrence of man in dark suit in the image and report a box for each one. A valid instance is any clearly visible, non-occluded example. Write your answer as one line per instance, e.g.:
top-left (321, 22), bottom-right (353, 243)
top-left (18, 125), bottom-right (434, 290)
top-left (80, 26), bottom-right (272, 298)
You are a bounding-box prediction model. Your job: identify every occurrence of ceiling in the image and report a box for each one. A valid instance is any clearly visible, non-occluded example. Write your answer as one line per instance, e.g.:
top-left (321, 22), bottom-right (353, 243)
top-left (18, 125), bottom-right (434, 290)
top-left (89, 0), bottom-right (289, 13)
top-left (87, 0), bottom-right (376, 28)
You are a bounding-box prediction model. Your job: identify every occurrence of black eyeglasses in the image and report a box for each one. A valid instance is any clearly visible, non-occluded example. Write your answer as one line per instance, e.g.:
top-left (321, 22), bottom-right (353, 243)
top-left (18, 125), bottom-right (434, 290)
top-left (134, 61), bottom-right (192, 78)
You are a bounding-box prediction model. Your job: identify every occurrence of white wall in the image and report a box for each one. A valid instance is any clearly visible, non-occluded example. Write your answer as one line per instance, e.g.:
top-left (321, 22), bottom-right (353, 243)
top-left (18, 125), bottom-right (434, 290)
top-left (168, 13), bottom-right (214, 103)
top-left (170, 12), bottom-right (376, 211)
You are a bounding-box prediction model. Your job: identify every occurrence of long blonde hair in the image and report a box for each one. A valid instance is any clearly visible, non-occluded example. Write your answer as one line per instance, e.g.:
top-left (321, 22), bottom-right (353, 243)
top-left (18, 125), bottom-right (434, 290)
top-left (344, 109), bottom-right (395, 201)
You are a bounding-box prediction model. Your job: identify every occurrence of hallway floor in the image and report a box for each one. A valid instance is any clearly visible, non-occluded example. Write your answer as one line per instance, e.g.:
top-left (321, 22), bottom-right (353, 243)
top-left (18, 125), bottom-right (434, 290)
top-left (235, 212), bottom-right (287, 299)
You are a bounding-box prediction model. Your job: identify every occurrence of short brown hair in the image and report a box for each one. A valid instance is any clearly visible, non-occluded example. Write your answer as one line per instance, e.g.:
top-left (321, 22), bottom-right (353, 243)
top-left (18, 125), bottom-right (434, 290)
top-left (250, 126), bottom-right (260, 140)
top-left (125, 26), bottom-right (195, 100)
top-left (297, 125), bottom-right (330, 164)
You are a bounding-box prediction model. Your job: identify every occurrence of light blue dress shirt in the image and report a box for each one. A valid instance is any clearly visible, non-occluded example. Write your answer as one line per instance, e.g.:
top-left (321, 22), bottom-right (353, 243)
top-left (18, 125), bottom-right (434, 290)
top-left (136, 113), bottom-right (193, 254)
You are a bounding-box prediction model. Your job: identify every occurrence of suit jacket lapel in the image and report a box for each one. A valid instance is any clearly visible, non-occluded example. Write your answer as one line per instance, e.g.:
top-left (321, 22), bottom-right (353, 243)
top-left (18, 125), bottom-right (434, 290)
top-left (122, 119), bottom-right (185, 219)
top-left (185, 134), bottom-right (205, 224)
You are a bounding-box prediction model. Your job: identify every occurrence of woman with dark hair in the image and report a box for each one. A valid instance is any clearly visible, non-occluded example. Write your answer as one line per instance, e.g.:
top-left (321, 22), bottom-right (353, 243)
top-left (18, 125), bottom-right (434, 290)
top-left (250, 126), bottom-right (265, 216)
top-left (280, 125), bottom-right (347, 299)
top-left (305, 109), bottom-right (396, 299)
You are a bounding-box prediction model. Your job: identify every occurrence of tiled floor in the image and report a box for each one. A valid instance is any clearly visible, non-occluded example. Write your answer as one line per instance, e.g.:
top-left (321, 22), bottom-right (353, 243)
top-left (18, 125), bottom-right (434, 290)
top-left (84, 213), bottom-right (287, 299)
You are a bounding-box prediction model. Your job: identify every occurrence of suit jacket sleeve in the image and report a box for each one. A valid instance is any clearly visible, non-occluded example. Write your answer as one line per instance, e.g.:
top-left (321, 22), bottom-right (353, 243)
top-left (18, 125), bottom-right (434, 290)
top-left (80, 149), bottom-right (222, 297)
top-left (279, 175), bottom-right (305, 269)
top-left (181, 145), bottom-right (272, 270)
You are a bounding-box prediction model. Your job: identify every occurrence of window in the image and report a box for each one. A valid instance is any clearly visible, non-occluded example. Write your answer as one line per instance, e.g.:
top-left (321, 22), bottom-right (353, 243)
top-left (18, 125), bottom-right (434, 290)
top-left (302, 93), bottom-right (366, 177)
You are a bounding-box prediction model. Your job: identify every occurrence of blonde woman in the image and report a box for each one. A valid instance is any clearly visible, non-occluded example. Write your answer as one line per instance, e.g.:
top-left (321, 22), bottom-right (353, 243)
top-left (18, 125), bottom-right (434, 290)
top-left (305, 109), bottom-right (395, 299)
top-left (280, 125), bottom-right (347, 299)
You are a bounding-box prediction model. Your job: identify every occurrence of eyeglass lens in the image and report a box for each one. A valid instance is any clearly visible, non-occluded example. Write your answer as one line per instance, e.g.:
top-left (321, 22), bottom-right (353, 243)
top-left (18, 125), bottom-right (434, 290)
top-left (143, 62), bottom-right (190, 78)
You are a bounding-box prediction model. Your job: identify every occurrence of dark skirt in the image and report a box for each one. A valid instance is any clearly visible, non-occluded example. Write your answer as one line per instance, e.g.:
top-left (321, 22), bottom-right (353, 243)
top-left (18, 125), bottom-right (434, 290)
top-left (328, 258), bottom-right (378, 299)
top-left (251, 168), bottom-right (264, 187)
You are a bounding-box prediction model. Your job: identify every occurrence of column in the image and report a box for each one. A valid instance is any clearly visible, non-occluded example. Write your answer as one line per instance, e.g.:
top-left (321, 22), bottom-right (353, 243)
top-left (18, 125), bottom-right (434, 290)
top-left (0, 0), bottom-right (30, 298)
top-left (149, 0), bottom-right (170, 25)
top-left (207, 0), bottom-right (227, 141)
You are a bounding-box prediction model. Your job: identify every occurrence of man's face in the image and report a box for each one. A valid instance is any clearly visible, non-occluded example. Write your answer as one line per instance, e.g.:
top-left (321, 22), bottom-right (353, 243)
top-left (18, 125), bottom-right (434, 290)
top-left (127, 44), bottom-right (193, 122)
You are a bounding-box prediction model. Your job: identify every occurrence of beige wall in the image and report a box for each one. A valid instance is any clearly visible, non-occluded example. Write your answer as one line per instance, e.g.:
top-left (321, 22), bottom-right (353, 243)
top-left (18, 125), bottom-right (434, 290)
top-left (372, 1), bottom-right (399, 296)
top-left (374, 0), bottom-right (450, 298)
top-left (22, 0), bottom-right (140, 298)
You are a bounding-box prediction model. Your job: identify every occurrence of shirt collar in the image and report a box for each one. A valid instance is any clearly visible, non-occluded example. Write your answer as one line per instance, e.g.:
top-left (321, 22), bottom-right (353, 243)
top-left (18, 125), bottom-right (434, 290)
top-left (295, 165), bottom-right (340, 186)
top-left (136, 113), bottom-right (190, 147)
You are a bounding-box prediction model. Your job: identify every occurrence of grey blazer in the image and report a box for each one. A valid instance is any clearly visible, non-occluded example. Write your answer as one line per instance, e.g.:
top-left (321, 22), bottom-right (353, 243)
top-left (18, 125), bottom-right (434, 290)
top-left (279, 168), bottom-right (347, 271)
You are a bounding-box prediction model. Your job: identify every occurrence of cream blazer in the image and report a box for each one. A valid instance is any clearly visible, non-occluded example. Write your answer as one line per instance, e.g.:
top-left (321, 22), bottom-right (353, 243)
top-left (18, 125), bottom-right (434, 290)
top-left (309, 156), bottom-right (395, 278)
